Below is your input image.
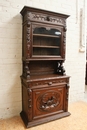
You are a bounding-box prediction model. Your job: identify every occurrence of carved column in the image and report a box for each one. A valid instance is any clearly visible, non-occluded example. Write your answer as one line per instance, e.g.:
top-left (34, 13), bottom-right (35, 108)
top-left (63, 25), bottom-right (67, 59)
top-left (65, 83), bottom-right (70, 112)
top-left (28, 88), bottom-right (32, 121)
top-left (26, 21), bottom-right (31, 59)
top-left (23, 61), bottom-right (30, 79)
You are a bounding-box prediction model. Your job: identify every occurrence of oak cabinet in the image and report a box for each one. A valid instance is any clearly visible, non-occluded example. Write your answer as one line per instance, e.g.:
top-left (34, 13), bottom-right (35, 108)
top-left (20, 6), bottom-right (70, 128)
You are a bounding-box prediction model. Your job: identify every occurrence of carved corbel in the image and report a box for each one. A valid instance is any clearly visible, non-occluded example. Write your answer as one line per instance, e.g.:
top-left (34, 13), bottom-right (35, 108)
top-left (57, 61), bottom-right (66, 75)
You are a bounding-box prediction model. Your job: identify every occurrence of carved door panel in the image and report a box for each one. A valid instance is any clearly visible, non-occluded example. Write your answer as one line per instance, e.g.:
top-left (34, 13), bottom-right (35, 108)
top-left (32, 85), bottom-right (66, 120)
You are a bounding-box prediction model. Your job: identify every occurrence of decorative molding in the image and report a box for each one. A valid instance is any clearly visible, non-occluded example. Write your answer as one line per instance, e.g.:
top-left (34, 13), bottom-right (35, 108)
top-left (31, 79), bottom-right (66, 87)
top-left (27, 12), bottom-right (65, 25)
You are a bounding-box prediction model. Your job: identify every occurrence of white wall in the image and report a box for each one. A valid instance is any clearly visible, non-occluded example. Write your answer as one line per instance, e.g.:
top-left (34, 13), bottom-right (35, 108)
top-left (0, 0), bottom-right (86, 119)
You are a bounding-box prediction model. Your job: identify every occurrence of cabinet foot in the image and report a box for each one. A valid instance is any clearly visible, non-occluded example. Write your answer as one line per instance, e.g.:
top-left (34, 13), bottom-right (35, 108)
top-left (20, 111), bottom-right (71, 128)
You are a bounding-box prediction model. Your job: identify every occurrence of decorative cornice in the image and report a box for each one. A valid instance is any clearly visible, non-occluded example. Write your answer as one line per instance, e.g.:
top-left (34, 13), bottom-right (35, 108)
top-left (27, 12), bottom-right (66, 25)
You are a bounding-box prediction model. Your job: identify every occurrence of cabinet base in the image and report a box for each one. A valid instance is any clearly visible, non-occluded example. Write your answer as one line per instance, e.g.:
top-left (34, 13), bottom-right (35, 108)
top-left (20, 111), bottom-right (71, 128)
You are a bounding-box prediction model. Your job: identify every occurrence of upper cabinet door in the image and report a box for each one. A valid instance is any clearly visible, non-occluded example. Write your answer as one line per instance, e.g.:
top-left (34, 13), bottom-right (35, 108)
top-left (31, 24), bottom-right (64, 60)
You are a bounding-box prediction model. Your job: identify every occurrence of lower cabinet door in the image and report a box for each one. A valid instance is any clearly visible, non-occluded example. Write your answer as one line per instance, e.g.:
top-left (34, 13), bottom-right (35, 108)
top-left (32, 85), bottom-right (66, 120)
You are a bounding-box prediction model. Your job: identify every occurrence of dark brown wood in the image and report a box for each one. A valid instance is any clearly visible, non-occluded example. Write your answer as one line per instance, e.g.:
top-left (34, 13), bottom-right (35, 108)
top-left (20, 6), bottom-right (70, 128)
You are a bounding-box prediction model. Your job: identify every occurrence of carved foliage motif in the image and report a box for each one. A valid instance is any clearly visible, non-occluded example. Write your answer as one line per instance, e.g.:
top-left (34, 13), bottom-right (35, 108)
top-left (26, 23), bottom-right (31, 58)
top-left (63, 31), bottom-right (66, 58)
top-left (27, 12), bottom-right (65, 25)
top-left (62, 26), bottom-right (67, 58)
top-left (28, 88), bottom-right (32, 121)
top-left (31, 79), bottom-right (66, 87)
top-left (37, 91), bottom-right (61, 112)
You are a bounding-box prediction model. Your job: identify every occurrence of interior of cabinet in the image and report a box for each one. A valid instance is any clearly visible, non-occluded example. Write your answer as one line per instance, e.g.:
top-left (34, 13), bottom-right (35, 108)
top-left (32, 26), bottom-right (61, 57)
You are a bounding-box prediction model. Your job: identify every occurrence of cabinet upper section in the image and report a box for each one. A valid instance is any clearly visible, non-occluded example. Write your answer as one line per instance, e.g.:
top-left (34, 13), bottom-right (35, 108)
top-left (20, 6), bottom-right (69, 26)
top-left (20, 6), bottom-right (69, 61)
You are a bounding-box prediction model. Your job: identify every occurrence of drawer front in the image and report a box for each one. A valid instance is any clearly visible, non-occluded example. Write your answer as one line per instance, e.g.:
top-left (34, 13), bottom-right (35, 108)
top-left (32, 85), bottom-right (66, 120)
top-left (29, 78), bottom-right (69, 88)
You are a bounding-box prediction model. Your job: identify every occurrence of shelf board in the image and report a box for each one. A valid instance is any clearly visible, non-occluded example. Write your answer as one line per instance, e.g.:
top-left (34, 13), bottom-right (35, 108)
top-left (32, 55), bottom-right (60, 57)
top-left (33, 34), bottom-right (60, 38)
top-left (22, 56), bottom-right (64, 61)
top-left (33, 45), bottom-right (60, 48)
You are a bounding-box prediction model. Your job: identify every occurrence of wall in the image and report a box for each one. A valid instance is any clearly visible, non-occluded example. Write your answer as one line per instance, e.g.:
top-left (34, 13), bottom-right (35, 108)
top-left (0, 0), bottom-right (86, 119)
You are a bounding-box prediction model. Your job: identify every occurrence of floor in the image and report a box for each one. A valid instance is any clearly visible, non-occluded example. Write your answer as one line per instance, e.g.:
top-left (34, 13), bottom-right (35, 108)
top-left (0, 101), bottom-right (87, 130)
top-left (0, 87), bottom-right (87, 130)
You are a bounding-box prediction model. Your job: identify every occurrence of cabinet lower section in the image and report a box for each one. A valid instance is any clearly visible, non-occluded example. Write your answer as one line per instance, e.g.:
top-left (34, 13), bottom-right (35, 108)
top-left (20, 75), bottom-right (70, 128)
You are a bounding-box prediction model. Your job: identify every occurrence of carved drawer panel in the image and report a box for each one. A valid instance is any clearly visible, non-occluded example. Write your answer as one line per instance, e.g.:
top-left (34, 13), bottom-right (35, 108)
top-left (29, 78), bottom-right (68, 88)
top-left (32, 85), bottom-right (66, 120)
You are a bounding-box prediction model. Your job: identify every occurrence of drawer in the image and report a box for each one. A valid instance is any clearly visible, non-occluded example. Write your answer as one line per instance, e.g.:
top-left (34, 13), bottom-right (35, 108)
top-left (32, 85), bottom-right (66, 120)
top-left (29, 78), bottom-right (68, 88)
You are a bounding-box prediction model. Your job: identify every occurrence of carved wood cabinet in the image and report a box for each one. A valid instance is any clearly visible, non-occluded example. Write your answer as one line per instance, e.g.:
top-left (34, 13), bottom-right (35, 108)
top-left (20, 6), bottom-right (70, 128)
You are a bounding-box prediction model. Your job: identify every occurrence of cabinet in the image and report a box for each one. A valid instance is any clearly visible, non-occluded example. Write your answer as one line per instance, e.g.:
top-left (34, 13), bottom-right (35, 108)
top-left (20, 6), bottom-right (70, 128)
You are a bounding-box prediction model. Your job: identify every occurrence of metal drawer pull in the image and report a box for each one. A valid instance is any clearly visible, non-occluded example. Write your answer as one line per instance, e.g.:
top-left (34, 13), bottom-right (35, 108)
top-left (48, 82), bottom-right (52, 85)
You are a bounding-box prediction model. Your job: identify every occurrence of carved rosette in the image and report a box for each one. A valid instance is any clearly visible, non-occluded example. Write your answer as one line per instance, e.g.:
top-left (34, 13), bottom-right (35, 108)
top-left (26, 22), bottom-right (31, 59)
top-left (27, 12), bottom-right (66, 25)
top-left (28, 88), bottom-right (32, 121)
top-left (57, 61), bottom-right (65, 75)
top-left (36, 91), bottom-right (61, 112)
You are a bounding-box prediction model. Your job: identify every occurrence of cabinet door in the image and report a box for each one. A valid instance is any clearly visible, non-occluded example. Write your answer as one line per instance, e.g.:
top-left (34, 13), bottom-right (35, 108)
top-left (32, 85), bottom-right (66, 120)
top-left (31, 24), bottom-right (64, 59)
